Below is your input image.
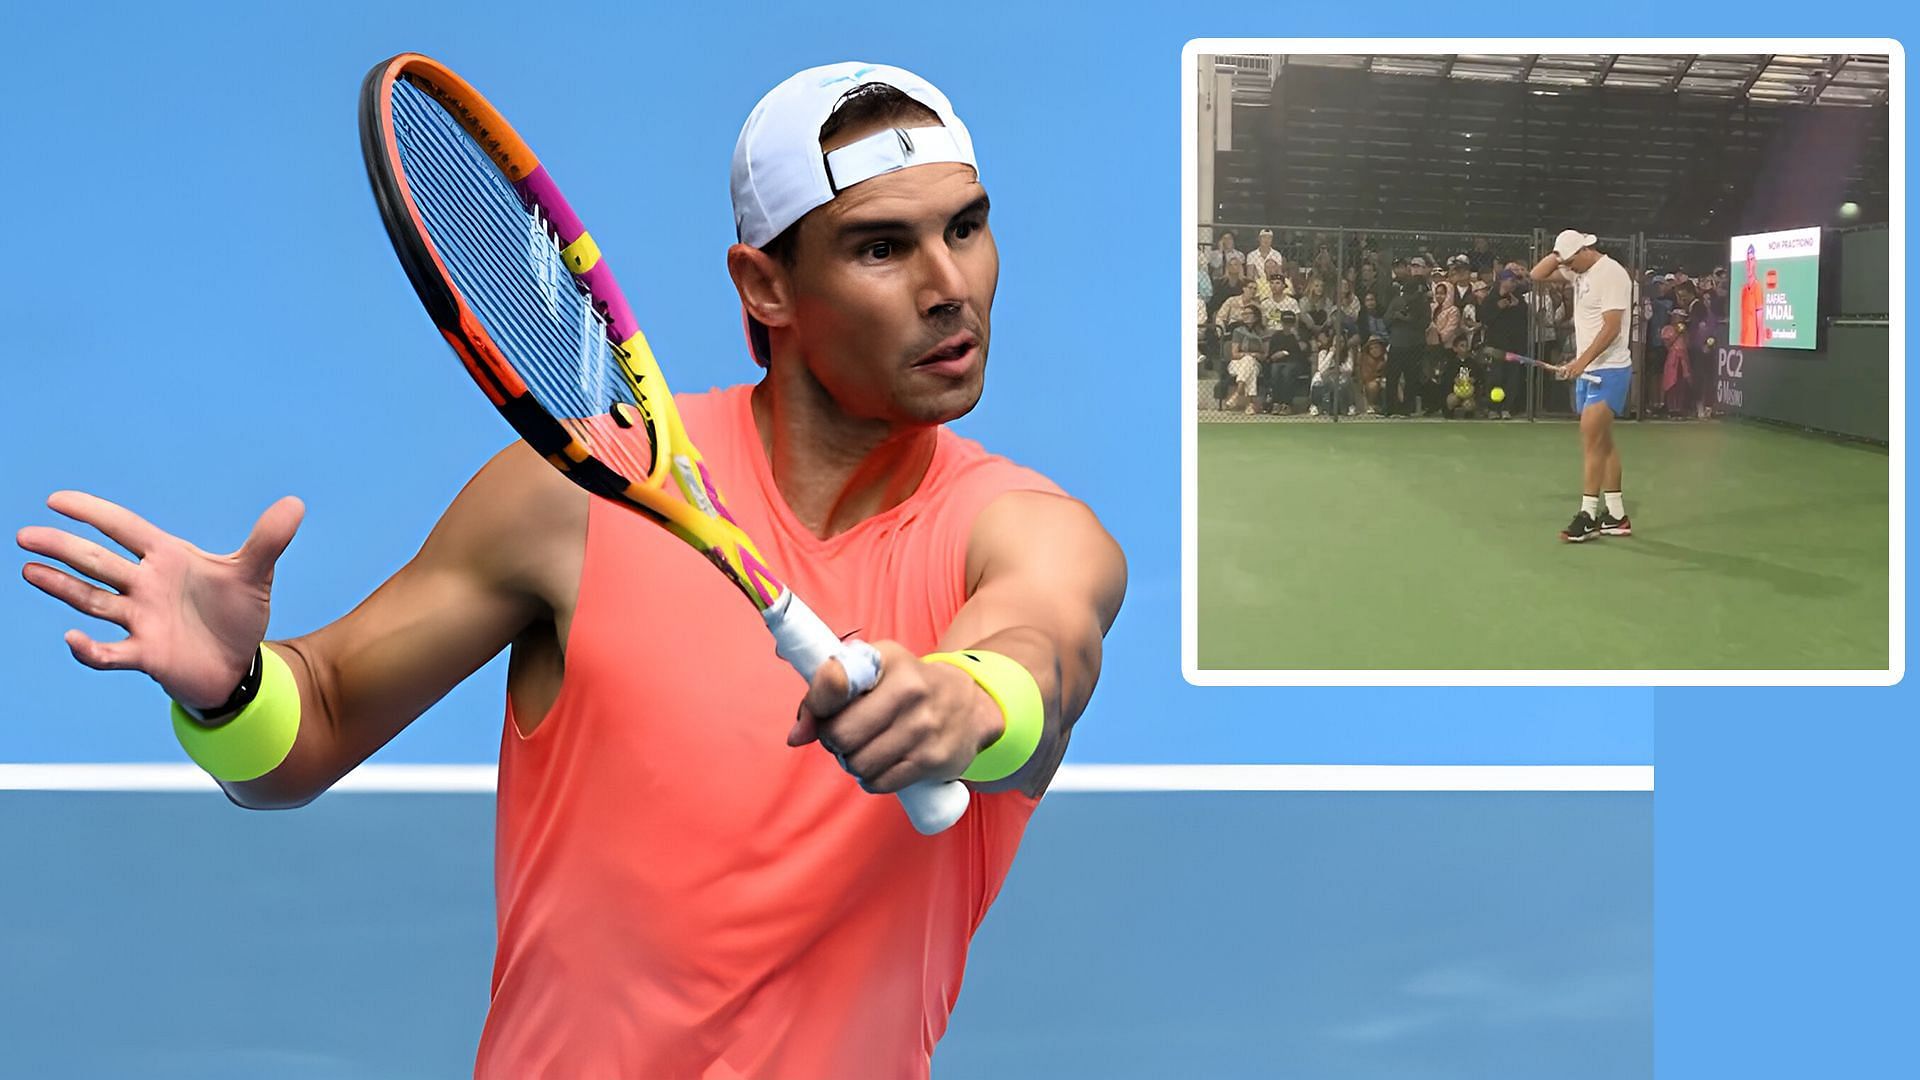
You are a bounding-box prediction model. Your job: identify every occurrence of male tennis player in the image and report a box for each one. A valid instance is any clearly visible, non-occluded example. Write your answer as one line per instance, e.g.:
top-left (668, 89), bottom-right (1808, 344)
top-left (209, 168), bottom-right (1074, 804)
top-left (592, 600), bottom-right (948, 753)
top-left (1738, 242), bottom-right (1770, 347)
top-left (1532, 228), bottom-right (1634, 542)
top-left (18, 63), bottom-right (1125, 1079)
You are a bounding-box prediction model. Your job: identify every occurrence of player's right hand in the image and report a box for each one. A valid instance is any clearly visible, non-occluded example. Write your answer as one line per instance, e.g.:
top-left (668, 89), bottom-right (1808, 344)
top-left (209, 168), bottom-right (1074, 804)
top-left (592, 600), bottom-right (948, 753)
top-left (17, 491), bottom-right (305, 712)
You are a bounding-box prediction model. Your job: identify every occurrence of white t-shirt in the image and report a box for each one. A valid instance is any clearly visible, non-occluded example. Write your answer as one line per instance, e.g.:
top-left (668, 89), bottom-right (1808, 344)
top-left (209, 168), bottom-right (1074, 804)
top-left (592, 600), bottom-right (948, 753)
top-left (1246, 247), bottom-right (1284, 280)
top-left (1572, 254), bottom-right (1632, 371)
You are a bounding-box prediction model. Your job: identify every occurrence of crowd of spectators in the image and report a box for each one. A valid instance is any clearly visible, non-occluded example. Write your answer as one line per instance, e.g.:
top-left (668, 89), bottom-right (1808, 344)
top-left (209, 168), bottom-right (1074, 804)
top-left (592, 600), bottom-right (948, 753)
top-left (1198, 228), bottom-right (1727, 420)
top-left (1642, 266), bottom-right (1728, 418)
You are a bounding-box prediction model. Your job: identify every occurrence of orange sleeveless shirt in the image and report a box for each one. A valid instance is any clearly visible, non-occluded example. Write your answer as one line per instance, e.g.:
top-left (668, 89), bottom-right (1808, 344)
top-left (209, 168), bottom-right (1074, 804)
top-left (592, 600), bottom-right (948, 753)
top-left (476, 385), bottom-right (1064, 1079)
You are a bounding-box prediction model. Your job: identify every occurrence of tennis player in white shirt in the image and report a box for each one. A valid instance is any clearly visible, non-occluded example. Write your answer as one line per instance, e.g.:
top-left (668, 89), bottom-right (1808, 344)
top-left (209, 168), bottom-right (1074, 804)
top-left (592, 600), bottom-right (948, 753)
top-left (1531, 228), bottom-right (1635, 543)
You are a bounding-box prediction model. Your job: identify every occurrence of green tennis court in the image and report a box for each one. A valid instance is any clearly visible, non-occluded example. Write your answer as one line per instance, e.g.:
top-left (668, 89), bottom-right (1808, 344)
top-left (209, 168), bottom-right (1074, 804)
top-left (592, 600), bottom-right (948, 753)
top-left (1197, 420), bottom-right (1890, 670)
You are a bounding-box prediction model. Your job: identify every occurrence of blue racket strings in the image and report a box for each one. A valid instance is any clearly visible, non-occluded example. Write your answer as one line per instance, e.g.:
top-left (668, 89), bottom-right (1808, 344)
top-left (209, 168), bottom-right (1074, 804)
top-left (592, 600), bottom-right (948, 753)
top-left (390, 79), bottom-right (649, 477)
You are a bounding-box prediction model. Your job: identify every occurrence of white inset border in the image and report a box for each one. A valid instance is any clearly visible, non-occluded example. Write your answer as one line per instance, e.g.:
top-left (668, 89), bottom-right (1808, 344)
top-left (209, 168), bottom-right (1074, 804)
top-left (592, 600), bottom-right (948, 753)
top-left (1179, 38), bottom-right (1905, 687)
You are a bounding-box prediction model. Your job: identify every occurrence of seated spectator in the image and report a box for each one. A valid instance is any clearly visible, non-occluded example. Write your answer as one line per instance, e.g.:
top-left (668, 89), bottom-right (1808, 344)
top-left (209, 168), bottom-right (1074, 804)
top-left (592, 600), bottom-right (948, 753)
top-left (1208, 260), bottom-right (1245, 326)
top-left (1246, 228), bottom-right (1284, 282)
top-left (1214, 279), bottom-right (1262, 337)
top-left (1356, 259), bottom-right (1388, 307)
top-left (1309, 330), bottom-right (1355, 416)
top-left (1356, 290), bottom-right (1391, 342)
top-left (1311, 243), bottom-right (1336, 284)
top-left (1336, 279), bottom-right (1361, 329)
top-left (1294, 276), bottom-right (1329, 338)
top-left (1209, 231), bottom-right (1244, 283)
top-left (1251, 262), bottom-right (1287, 317)
top-left (1265, 309), bottom-right (1309, 414)
top-left (1223, 304), bottom-right (1269, 413)
top-left (1265, 286), bottom-right (1300, 330)
top-left (1355, 335), bottom-right (1388, 415)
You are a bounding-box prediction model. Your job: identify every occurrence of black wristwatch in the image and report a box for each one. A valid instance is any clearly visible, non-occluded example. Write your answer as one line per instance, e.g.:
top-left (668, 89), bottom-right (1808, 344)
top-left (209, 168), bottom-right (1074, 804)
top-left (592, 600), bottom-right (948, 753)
top-left (178, 647), bottom-right (265, 727)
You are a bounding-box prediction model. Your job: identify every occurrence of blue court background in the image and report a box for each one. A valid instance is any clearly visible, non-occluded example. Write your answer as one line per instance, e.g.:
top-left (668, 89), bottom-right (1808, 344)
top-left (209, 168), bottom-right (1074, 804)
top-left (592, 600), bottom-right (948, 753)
top-left (0, 4), bottom-right (1910, 1078)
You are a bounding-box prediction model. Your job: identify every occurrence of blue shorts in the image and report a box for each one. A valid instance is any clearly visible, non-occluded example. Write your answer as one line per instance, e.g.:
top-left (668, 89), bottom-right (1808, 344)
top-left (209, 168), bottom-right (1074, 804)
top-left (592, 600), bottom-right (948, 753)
top-left (1575, 366), bottom-right (1631, 416)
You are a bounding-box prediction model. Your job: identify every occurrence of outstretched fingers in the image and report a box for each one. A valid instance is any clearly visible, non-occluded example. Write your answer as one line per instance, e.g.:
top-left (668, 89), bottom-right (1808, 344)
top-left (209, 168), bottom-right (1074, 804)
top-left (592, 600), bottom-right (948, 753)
top-left (22, 562), bottom-right (130, 629)
top-left (62, 628), bottom-right (142, 672)
top-left (16, 526), bottom-right (138, 592)
top-left (45, 491), bottom-right (167, 559)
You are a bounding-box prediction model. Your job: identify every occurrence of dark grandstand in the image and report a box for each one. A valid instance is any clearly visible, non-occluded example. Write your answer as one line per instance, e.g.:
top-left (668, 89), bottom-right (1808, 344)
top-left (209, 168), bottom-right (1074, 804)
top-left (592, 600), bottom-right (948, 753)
top-left (1209, 53), bottom-right (1889, 237)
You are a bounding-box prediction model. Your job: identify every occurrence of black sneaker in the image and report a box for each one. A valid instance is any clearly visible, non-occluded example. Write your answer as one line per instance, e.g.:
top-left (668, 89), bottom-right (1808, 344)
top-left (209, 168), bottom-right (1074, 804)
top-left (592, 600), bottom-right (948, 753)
top-left (1561, 510), bottom-right (1601, 543)
top-left (1599, 511), bottom-right (1633, 537)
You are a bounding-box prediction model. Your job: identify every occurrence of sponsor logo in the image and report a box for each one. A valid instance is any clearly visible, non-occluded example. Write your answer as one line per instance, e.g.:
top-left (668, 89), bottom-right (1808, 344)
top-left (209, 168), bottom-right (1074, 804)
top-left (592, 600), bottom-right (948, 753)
top-left (1715, 347), bottom-right (1745, 409)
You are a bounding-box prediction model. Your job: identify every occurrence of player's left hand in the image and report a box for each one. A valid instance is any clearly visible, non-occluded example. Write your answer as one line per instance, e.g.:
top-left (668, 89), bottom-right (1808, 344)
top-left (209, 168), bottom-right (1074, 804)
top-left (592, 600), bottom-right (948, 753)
top-left (789, 641), bottom-right (1003, 795)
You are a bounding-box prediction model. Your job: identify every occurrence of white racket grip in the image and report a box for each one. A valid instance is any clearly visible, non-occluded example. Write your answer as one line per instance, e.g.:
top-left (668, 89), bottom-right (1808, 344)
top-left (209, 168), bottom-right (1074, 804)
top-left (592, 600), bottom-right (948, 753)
top-left (761, 591), bottom-right (970, 836)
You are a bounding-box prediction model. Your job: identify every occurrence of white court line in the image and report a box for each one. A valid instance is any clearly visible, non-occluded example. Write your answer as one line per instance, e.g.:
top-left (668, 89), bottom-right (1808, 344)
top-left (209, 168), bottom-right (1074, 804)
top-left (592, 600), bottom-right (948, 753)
top-left (0, 763), bottom-right (1651, 793)
top-left (1049, 764), bottom-right (1651, 792)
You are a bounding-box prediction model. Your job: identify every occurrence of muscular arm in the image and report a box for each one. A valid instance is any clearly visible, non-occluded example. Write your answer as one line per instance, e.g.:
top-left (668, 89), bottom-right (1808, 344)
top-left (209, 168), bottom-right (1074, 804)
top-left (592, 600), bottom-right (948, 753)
top-left (225, 444), bottom-right (584, 809)
top-left (1565, 308), bottom-right (1624, 378)
top-left (1529, 253), bottom-right (1562, 282)
top-left (939, 491), bottom-right (1127, 797)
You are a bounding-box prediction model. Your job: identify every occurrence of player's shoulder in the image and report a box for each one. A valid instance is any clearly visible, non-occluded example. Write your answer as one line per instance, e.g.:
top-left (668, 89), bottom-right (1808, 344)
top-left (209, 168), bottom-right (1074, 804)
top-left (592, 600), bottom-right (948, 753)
top-left (932, 426), bottom-right (1067, 503)
top-left (460, 441), bottom-right (589, 521)
top-left (429, 441), bottom-right (589, 597)
top-left (673, 382), bottom-right (753, 434)
top-left (934, 429), bottom-right (1114, 555)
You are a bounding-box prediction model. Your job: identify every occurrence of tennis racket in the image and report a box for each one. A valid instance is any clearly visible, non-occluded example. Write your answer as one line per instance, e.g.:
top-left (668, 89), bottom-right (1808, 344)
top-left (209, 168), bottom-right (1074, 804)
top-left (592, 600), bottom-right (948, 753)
top-left (1479, 346), bottom-right (1603, 384)
top-left (357, 53), bottom-right (969, 836)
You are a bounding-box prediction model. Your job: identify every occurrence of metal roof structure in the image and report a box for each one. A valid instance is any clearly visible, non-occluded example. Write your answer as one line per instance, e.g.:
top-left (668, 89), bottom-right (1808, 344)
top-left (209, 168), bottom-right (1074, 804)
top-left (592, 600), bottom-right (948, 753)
top-left (1222, 53), bottom-right (1892, 107)
top-left (1205, 53), bottom-right (1891, 238)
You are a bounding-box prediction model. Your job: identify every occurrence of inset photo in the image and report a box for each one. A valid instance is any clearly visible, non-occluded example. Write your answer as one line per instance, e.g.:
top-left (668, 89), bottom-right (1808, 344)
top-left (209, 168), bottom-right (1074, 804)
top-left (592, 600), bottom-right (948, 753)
top-left (1182, 42), bottom-right (1901, 682)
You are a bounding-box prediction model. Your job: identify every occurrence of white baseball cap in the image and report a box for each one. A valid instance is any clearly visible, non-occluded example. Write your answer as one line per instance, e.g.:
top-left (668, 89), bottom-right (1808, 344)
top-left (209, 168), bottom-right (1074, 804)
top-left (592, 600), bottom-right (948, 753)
top-left (730, 62), bottom-right (978, 249)
top-left (1552, 229), bottom-right (1597, 260)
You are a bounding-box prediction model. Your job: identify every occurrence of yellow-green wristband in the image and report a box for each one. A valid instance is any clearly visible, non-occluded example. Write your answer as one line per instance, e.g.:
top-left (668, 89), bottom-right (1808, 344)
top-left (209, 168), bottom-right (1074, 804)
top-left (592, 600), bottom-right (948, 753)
top-left (924, 650), bottom-right (1044, 783)
top-left (171, 647), bottom-right (301, 782)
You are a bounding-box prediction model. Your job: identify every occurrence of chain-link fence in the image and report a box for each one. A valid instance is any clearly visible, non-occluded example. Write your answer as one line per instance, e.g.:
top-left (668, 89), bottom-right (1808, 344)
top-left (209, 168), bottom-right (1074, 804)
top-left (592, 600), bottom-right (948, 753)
top-left (1632, 237), bottom-right (1730, 418)
top-left (1198, 224), bottom-right (1733, 424)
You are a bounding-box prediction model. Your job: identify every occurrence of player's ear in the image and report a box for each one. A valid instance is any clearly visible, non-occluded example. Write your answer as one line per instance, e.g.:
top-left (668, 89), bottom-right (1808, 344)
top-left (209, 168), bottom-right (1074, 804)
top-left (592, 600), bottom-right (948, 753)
top-left (728, 244), bottom-right (795, 331)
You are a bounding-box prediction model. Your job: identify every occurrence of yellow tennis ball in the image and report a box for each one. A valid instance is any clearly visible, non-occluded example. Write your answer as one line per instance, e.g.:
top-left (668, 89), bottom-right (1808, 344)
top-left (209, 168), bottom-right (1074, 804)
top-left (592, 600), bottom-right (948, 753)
top-left (1491, 387), bottom-right (1507, 403)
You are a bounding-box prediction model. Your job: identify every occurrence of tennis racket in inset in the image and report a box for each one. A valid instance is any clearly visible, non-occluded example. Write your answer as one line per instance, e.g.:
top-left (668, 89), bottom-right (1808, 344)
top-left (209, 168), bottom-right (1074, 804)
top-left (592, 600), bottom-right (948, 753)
top-left (357, 53), bottom-right (969, 836)
top-left (1479, 346), bottom-right (1602, 384)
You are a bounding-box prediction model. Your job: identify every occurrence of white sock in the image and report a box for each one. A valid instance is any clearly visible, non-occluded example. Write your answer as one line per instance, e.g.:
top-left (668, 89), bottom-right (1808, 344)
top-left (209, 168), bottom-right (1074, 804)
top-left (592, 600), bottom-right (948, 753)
top-left (1581, 495), bottom-right (1599, 516)
top-left (1604, 491), bottom-right (1625, 517)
